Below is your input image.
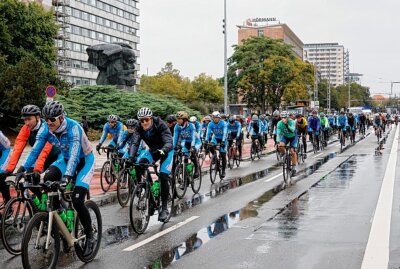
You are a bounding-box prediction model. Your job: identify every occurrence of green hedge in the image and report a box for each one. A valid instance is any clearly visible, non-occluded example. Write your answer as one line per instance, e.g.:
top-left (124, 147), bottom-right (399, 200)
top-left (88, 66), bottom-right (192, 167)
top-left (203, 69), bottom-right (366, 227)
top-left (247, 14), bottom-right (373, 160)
top-left (56, 85), bottom-right (202, 130)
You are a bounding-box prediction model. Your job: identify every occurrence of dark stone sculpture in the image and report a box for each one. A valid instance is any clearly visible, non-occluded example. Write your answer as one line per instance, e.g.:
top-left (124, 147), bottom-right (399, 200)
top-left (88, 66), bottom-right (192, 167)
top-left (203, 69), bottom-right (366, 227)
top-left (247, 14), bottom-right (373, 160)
top-left (86, 42), bottom-right (137, 88)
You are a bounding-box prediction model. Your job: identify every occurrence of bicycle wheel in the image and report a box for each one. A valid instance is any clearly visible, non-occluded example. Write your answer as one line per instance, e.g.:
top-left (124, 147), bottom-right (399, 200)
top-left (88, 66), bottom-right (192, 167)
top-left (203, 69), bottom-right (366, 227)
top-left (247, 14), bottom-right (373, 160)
top-left (250, 142), bottom-right (257, 160)
top-left (282, 153), bottom-right (290, 185)
top-left (1, 197), bottom-right (34, 255)
top-left (299, 144), bottom-right (305, 163)
top-left (74, 200), bottom-right (103, 263)
top-left (228, 146), bottom-right (234, 169)
top-left (191, 162), bottom-right (202, 194)
top-left (129, 184), bottom-right (150, 234)
top-left (117, 169), bottom-right (131, 207)
top-left (197, 150), bottom-right (205, 168)
top-left (209, 155), bottom-right (218, 184)
top-left (256, 141), bottom-right (261, 159)
top-left (174, 164), bottom-right (187, 199)
top-left (21, 212), bottom-right (60, 269)
top-left (100, 161), bottom-right (112, 192)
top-left (235, 147), bottom-right (241, 167)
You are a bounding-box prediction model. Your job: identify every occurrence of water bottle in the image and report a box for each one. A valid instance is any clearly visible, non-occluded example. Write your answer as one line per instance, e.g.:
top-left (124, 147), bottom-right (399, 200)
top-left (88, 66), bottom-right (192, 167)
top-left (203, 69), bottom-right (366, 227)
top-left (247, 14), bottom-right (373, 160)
top-left (151, 181), bottom-right (160, 198)
top-left (186, 163), bottom-right (194, 176)
top-left (115, 162), bottom-right (120, 173)
top-left (39, 193), bottom-right (48, 211)
top-left (130, 168), bottom-right (137, 182)
top-left (59, 210), bottom-right (67, 223)
top-left (66, 207), bottom-right (74, 232)
top-left (66, 182), bottom-right (72, 192)
top-left (32, 195), bottom-right (40, 208)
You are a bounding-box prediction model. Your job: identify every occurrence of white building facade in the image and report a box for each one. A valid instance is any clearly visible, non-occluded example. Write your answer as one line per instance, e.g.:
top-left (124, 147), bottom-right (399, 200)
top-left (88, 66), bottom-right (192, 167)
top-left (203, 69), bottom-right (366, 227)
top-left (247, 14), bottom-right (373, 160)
top-left (303, 43), bottom-right (346, 87)
top-left (53, 0), bottom-right (140, 86)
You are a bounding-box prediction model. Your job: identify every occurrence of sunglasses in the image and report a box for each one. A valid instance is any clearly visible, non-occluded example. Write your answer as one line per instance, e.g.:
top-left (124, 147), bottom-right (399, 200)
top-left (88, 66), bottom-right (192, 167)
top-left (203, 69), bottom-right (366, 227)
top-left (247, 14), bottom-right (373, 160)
top-left (45, 115), bottom-right (61, 123)
top-left (140, 118), bottom-right (151, 123)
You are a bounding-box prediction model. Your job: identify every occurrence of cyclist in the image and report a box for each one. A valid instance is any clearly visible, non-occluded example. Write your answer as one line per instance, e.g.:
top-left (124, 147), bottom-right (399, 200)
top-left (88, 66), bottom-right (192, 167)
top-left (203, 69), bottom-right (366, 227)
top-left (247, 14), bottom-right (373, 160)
top-left (118, 119), bottom-right (142, 158)
top-left (259, 114), bottom-right (269, 149)
top-left (166, 114), bottom-right (177, 136)
top-left (320, 112), bottom-right (330, 146)
top-left (269, 110), bottom-right (281, 145)
top-left (296, 114), bottom-right (308, 158)
top-left (227, 115), bottom-right (242, 161)
top-left (129, 107), bottom-right (173, 222)
top-left (189, 116), bottom-right (202, 147)
top-left (308, 110), bottom-right (321, 149)
top-left (173, 112), bottom-right (200, 178)
top-left (22, 101), bottom-right (96, 256)
top-left (380, 113), bottom-right (386, 132)
top-left (328, 113), bottom-right (335, 131)
top-left (96, 114), bottom-right (124, 151)
top-left (221, 114), bottom-right (228, 123)
top-left (276, 111), bottom-right (298, 176)
top-left (347, 113), bottom-right (357, 141)
top-left (247, 115), bottom-right (263, 149)
top-left (337, 111), bottom-right (348, 146)
top-left (0, 131), bottom-right (11, 205)
top-left (359, 112), bottom-right (367, 134)
top-left (0, 105), bottom-right (61, 205)
top-left (205, 111), bottom-right (228, 178)
top-left (201, 116), bottom-right (211, 139)
top-left (373, 113), bottom-right (383, 134)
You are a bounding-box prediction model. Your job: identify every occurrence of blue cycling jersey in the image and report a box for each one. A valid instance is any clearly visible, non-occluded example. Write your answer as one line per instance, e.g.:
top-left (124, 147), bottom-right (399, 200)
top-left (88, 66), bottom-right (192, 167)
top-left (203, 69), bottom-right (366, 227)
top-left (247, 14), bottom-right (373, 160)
top-left (206, 120), bottom-right (227, 142)
top-left (0, 131), bottom-right (11, 173)
top-left (23, 117), bottom-right (93, 178)
top-left (247, 120), bottom-right (263, 136)
top-left (173, 122), bottom-right (196, 147)
top-left (308, 116), bottom-right (321, 131)
top-left (337, 115), bottom-right (348, 128)
top-left (100, 121), bottom-right (124, 145)
top-left (0, 131), bottom-right (10, 151)
top-left (227, 121), bottom-right (241, 139)
top-left (260, 119), bottom-right (269, 133)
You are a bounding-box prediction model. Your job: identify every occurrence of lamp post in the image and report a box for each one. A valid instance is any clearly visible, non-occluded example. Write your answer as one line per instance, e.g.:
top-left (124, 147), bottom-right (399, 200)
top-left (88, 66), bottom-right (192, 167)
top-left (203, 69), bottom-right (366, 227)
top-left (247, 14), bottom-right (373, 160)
top-left (223, 0), bottom-right (228, 114)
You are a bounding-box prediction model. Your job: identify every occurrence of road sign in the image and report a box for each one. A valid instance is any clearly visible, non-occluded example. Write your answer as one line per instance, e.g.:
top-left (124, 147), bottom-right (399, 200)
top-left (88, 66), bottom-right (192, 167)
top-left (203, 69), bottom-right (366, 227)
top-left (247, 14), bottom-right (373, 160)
top-left (46, 85), bottom-right (57, 98)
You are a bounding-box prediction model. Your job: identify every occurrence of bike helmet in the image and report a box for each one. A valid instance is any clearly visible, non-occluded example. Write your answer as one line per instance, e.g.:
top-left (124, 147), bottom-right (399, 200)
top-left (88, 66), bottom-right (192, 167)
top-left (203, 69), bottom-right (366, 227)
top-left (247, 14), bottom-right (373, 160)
top-left (251, 115), bottom-right (259, 121)
top-left (204, 115), bottom-right (211, 121)
top-left (259, 114), bottom-right (265, 120)
top-left (312, 110), bottom-right (317, 115)
top-left (280, 111), bottom-right (288, 118)
top-left (166, 114), bottom-right (176, 122)
top-left (229, 115), bottom-right (236, 122)
top-left (126, 119), bottom-right (139, 128)
top-left (319, 112), bottom-right (325, 117)
top-left (108, 114), bottom-right (118, 122)
top-left (21, 105), bottom-right (41, 117)
top-left (42, 101), bottom-right (64, 118)
top-left (212, 111), bottom-right (220, 118)
top-left (189, 116), bottom-right (197, 123)
top-left (221, 113), bottom-right (227, 119)
top-left (137, 107), bottom-right (153, 119)
top-left (273, 110), bottom-right (280, 116)
top-left (176, 111), bottom-right (188, 119)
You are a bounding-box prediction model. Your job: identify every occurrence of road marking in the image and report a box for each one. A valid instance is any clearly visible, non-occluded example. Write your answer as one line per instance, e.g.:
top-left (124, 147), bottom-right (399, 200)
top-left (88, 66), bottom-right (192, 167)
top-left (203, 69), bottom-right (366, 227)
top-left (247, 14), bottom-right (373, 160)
top-left (312, 153), bottom-right (323, 159)
top-left (361, 125), bottom-right (399, 269)
top-left (123, 216), bottom-right (199, 252)
top-left (264, 173), bottom-right (283, 182)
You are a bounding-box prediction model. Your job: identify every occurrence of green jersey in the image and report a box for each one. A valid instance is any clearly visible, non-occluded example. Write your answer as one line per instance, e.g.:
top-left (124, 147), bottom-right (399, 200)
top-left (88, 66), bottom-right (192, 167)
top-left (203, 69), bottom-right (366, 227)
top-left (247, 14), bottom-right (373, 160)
top-left (276, 119), bottom-right (296, 142)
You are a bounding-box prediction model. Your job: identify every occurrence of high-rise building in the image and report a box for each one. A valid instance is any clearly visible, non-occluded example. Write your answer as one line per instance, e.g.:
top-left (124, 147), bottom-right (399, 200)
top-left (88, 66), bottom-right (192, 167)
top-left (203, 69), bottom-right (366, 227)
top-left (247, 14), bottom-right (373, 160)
top-left (32, 0), bottom-right (140, 88)
top-left (303, 43), bottom-right (346, 87)
top-left (237, 22), bottom-right (304, 59)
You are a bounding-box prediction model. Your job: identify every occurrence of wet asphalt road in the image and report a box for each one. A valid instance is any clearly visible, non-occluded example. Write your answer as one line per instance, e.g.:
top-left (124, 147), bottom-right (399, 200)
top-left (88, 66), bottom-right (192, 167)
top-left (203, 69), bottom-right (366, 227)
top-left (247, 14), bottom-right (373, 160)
top-left (1, 126), bottom-right (399, 269)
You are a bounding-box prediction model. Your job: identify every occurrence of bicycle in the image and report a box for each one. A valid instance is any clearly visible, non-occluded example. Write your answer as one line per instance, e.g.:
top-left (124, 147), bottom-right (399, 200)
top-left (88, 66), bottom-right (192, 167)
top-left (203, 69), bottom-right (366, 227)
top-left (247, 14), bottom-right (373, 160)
top-left (98, 146), bottom-right (122, 193)
top-left (296, 134), bottom-right (306, 163)
top-left (21, 180), bottom-right (102, 269)
top-left (360, 123), bottom-right (366, 136)
top-left (116, 159), bottom-right (138, 207)
top-left (319, 130), bottom-right (325, 151)
top-left (129, 163), bottom-right (175, 234)
top-left (208, 143), bottom-right (223, 184)
top-left (1, 173), bottom-right (42, 256)
top-left (196, 139), bottom-right (207, 168)
top-left (227, 139), bottom-right (240, 169)
top-left (281, 145), bottom-right (295, 187)
top-left (250, 135), bottom-right (261, 161)
top-left (349, 127), bottom-right (356, 144)
top-left (338, 128), bottom-right (345, 152)
top-left (173, 146), bottom-right (202, 199)
top-left (375, 126), bottom-right (382, 144)
top-left (311, 131), bottom-right (319, 153)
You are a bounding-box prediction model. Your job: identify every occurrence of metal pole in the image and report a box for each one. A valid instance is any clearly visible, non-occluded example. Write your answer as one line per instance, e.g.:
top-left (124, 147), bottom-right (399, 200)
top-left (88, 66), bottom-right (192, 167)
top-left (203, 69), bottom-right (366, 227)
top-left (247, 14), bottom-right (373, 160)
top-left (223, 0), bottom-right (228, 114)
top-left (347, 50), bottom-right (350, 109)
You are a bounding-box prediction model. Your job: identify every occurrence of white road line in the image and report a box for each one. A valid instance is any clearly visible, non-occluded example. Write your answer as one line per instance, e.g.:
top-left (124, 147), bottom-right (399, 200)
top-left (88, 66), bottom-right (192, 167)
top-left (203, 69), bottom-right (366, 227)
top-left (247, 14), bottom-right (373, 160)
top-left (123, 216), bottom-right (199, 252)
top-left (312, 153), bottom-right (323, 159)
top-left (361, 125), bottom-right (399, 269)
top-left (264, 173), bottom-right (283, 182)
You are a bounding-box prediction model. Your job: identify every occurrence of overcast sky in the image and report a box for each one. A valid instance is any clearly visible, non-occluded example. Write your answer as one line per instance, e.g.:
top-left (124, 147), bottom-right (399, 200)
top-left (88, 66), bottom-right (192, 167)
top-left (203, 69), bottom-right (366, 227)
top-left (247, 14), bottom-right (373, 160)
top-left (139, 0), bottom-right (400, 95)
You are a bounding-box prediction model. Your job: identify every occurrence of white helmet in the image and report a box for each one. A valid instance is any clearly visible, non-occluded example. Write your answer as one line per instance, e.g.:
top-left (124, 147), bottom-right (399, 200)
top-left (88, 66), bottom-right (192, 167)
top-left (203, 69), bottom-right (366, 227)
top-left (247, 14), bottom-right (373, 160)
top-left (280, 111), bottom-right (288, 118)
top-left (273, 110), bottom-right (280, 116)
top-left (204, 115), bottom-right (211, 121)
top-left (212, 111), bottom-right (220, 118)
top-left (251, 115), bottom-right (259, 121)
top-left (189, 116), bottom-right (197, 123)
top-left (108, 114), bottom-right (118, 122)
top-left (137, 107), bottom-right (153, 119)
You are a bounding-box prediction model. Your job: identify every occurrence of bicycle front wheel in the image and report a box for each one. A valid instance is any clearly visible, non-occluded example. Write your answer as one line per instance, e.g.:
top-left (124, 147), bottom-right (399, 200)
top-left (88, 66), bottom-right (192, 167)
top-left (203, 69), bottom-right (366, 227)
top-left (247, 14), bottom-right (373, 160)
top-left (250, 142), bottom-right (257, 160)
top-left (129, 184), bottom-right (150, 234)
top-left (191, 161), bottom-right (202, 194)
top-left (100, 161), bottom-right (112, 192)
top-left (74, 200), bottom-right (103, 263)
top-left (21, 212), bottom-right (60, 269)
top-left (228, 147), bottom-right (234, 169)
top-left (209, 156), bottom-right (218, 184)
top-left (2, 197), bottom-right (34, 255)
top-left (174, 164), bottom-right (187, 199)
top-left (117, 169), bottom-right (132, 207)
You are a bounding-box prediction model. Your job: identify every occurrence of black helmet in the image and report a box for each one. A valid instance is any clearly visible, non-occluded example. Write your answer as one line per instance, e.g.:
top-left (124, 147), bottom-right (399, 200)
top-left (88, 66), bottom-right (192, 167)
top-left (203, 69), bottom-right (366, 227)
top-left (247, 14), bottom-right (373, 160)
top-left (166, 114), bottom-right (177, 122)
top-left (42, 101), bottom-right (64, 118)
top-left (21, 105), bottom-right (41, 118)
top-left (126, 119), bottom-right (139, 128)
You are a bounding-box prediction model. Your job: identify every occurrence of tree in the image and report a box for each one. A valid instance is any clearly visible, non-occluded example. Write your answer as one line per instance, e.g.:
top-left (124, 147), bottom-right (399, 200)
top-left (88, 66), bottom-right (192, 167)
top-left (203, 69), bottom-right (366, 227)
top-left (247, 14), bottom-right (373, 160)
top-left (227, 36), bottom-right (314, 112)
top-left (334, 83), bottom-right (372, 109)
top-left (189, 73), bottom-right (223, 104)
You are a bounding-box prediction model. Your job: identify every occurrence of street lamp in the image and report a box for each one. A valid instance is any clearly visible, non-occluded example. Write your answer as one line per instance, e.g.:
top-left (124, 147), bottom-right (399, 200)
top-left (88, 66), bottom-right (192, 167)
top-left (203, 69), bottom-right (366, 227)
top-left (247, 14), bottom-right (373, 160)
top-left (223, 0), bottom-right (228, 114)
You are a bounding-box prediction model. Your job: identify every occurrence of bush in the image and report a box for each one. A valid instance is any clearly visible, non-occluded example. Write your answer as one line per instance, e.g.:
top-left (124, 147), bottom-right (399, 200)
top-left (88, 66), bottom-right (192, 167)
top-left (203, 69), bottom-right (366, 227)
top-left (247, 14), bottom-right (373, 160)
top-left (56, 85), bottom-right (203, 130)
